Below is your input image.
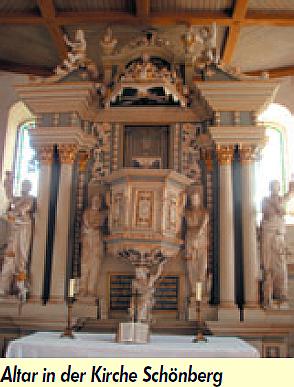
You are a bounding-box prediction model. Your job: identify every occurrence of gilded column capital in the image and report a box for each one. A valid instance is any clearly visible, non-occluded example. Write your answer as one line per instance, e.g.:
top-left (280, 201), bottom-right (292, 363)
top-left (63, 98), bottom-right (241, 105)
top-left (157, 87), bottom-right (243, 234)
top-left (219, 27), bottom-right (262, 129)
top-left (216, 145), bottom-right (234, 165)
top-left (58, 144), bottom-right (78, 164)
top-left (239, 146), bottom-right (257, 164)
top-left (78, 151), bottom-right (90, 172)
top-left (35, 145), bottom-right (54, 165)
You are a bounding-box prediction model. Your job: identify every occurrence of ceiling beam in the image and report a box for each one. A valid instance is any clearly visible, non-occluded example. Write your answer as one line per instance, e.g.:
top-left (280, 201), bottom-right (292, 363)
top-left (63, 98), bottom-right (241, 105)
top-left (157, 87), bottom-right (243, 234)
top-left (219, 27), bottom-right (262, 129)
top-left (246, 65), bottom-right (294, 78)
top-left (0, 13), bottom-right (43, 24)
top-left (1, 8), bottom-right (294, 27)
top-left (56, 11), bottom-right (138, 25)
top-left (0, 60), bottom-right (52, 76)
top-left (37, 0), bottom-right (67, 60)
top-left (136, 0), bottom-right (150, 18)
top-left (245, 10), bottom-right (294, 26)
top-left (148, 11), bottom-right (232, 25)
top-left (222, 0), bottom-right (249, 64)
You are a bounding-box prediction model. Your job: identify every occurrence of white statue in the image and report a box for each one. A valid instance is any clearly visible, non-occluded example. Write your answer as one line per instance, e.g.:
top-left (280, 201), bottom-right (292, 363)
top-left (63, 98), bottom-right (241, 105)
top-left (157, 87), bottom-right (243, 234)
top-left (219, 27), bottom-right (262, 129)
top-left (131, 255), bottom-right (166, 323)
top-left (79, 195), bottom-right (105, 297)
top-left (261, 180), bottom-right (294, 307)
top-left (63, 29), bottom-right (87, 69)
top-left (186, 190), bottom-right (210, 300)
top-left (54, 29), bottom-right (99, 79)
top-left (194, 23), bottom-right (218, 68)
top-left (0, 180), bottom-right (34, 299)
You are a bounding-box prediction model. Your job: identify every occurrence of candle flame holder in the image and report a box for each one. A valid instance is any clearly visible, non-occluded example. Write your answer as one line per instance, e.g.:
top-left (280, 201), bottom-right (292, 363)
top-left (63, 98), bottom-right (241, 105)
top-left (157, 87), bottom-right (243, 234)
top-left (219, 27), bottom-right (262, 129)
top-left (60, 297), bottom-right (75, 339)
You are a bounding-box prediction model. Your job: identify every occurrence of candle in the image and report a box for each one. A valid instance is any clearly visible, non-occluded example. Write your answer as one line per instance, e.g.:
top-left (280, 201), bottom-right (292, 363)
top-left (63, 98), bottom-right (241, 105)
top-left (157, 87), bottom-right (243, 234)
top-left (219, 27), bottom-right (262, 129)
top-left (195, 282), bottom-right (202, 302)
top-left (68, 279), bottom-right (75, 298)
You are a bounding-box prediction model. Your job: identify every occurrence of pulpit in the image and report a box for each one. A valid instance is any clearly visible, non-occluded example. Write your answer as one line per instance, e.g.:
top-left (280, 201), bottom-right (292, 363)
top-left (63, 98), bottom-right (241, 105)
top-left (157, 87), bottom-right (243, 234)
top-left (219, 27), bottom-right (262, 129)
top-left (105, 168), bottom-right (192, 257)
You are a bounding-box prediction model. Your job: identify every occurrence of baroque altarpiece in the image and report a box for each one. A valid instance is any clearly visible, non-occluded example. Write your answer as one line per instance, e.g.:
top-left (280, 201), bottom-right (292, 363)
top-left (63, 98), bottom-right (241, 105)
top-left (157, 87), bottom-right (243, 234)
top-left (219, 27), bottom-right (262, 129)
top-left (0, 28), bottom-right (293, 357)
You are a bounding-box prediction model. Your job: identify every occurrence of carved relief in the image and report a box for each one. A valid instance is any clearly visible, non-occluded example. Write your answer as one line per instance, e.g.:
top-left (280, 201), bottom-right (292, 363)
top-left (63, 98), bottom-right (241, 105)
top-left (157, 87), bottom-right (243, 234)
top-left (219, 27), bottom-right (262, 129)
top-left (112, 193), bottom-right (125, 228)
top-left (91, 123), bottom-right (111, 180)
top-left (181, 123), bottom-right (202, 183)
top-left (165, 194), bottom-right (178, 232)
top-left (135, 191), bottom-right (153, 228)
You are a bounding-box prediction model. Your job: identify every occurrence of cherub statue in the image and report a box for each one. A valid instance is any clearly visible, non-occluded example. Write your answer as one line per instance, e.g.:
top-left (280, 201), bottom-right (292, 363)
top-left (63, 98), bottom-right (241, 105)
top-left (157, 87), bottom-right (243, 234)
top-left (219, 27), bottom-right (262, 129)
top-left (261, 180), bottom-right (294, 308)
top-left (194, 23), bottom-right (218, 68)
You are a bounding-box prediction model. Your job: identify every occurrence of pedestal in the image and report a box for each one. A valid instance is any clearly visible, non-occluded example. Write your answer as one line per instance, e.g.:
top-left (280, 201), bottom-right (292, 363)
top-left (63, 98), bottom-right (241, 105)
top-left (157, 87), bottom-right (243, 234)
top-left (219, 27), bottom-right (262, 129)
top-left (116, 322), bottom-right (149, 344)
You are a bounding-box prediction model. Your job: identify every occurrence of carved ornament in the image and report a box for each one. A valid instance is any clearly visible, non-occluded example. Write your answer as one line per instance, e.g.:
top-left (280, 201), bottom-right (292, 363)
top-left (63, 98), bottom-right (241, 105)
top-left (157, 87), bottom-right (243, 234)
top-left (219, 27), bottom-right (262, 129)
top-left (216, 145), bottom-right (234, 165)
top-left (35, 145), bottom-right (54, 165)
top-left (58, 144), bottom-right (78, 164)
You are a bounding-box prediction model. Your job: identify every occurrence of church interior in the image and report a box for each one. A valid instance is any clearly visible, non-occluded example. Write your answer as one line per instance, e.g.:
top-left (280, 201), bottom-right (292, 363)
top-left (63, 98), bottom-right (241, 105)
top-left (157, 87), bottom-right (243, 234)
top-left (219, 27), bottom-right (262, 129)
top-left (0, 0), bottom-right (294, 358)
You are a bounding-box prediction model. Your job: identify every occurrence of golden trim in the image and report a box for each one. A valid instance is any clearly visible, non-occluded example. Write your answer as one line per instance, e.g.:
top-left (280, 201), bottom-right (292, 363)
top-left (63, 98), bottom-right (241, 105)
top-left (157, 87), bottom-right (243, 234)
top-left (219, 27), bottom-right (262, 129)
top-left (78, 151), bottom-right (89, 171)
top-left (58, 144), bottom-right (78, 164)
top-left (216, 145), bottom-right (234, 165)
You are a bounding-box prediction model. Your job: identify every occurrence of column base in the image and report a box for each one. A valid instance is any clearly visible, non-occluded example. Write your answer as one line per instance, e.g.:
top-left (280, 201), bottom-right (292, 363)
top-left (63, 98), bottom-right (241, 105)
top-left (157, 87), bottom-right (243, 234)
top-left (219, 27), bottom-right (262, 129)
top-left (244, 301), bottom-right (260, 309)
top-left (218, 306), bottom-right (240, 322)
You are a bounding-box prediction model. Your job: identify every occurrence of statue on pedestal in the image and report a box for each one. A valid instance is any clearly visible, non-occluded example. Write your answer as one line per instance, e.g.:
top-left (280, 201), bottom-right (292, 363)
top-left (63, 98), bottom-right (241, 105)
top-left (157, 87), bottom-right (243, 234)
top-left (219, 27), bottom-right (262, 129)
top-left (79, 195), bottom-right (105, 298)
top-left (0, 180), bottom-right (34, 299)
top-left (261, 180), bottom-right (294, 308)
top-left (185, 190), bottom-right (210, 303)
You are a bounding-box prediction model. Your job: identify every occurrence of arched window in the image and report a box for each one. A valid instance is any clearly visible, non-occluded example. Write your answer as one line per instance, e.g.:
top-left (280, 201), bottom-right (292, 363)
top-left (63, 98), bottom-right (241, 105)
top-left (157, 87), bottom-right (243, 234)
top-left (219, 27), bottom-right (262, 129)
top-left (0, 101), bottom-right (35, 213)
top-left (13, 120), bottom-right (38, 197)
top-left (257, 103), bottom-right (294, 223)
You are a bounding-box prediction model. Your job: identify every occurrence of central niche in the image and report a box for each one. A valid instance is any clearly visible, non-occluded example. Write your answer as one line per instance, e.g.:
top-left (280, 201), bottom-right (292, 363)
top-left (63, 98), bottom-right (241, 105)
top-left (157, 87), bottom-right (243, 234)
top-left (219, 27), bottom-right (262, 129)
top-left (123, 125), bottom-right (170, 169)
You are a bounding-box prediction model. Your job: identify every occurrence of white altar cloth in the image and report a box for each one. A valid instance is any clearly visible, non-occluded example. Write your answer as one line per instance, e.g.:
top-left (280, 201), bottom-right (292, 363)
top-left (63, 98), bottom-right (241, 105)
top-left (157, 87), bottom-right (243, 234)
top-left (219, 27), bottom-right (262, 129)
top-left (6, 332), bottom-right (259, 358)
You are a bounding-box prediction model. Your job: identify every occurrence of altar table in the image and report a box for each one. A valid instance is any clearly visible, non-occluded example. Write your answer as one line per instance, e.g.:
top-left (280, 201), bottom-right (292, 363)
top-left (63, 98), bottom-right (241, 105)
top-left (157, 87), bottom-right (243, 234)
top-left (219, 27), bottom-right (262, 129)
top-left (6, 332), bottom-right (259, 358)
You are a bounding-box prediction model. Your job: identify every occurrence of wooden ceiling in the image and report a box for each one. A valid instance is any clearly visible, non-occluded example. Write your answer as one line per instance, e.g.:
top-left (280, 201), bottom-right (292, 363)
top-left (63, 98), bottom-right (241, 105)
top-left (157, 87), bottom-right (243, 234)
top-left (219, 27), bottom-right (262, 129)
top-left (1, 0), bottom-right (294, 77)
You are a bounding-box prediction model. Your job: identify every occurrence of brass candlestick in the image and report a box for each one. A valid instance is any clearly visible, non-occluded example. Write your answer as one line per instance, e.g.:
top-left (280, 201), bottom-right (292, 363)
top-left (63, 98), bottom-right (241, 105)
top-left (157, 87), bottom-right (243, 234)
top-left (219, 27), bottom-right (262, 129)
top-left (193, 300), bottom-right (207, 342)
top-left (61, 278), bottom-right (77, 339)
top-left (193, 281), bottom-right (207, 343)
top-left (61, 297), bottom-right (75, 339)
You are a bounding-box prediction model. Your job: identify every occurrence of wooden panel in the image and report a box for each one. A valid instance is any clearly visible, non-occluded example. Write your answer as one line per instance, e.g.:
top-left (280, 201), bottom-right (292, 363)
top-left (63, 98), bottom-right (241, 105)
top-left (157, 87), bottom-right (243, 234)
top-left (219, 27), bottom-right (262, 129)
top-left (123, 126), bottom-right (169, 168)
top-left (110, 274), bottom-right (179, 311)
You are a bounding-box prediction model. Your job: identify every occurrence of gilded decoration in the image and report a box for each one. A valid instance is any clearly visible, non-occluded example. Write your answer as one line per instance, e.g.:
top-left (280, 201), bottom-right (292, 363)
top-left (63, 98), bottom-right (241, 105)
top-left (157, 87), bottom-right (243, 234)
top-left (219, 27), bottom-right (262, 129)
top-left (78, 152), bottom-right (89, 172)
top-left (58, 144), bottom-right (78, 164)
top-left (216, 145), bottom-right (234, 165)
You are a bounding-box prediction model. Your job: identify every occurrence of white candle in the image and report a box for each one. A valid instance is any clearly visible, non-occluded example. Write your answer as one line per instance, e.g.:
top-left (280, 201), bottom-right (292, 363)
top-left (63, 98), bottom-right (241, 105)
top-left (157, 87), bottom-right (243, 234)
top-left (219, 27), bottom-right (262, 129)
top-left (196, 282), bottom-right (202, 302)
top-left (69, 279), bottom-right (75, 298)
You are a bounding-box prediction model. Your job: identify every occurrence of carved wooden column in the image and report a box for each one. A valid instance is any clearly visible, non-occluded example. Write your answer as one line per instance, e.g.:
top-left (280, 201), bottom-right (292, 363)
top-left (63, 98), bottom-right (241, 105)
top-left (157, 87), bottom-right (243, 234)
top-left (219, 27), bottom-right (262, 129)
top-left (50, 144), bottom-right (78, 302)
top-left (72, 151), bottom-right (89, 278)
top-left (216, 145), bottom-right (236, 308)
top-left (29, 145), bottom-right (53, 301)
top-left (240, 146), bottom-right (259, 308)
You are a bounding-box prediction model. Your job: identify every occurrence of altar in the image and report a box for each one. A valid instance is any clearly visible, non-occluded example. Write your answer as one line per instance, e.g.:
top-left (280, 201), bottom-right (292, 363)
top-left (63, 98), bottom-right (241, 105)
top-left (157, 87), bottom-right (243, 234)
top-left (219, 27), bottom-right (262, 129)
top-left (0, 23), bottom-right (292, 358)
top-left (6, 332), bottom-right (259, 358)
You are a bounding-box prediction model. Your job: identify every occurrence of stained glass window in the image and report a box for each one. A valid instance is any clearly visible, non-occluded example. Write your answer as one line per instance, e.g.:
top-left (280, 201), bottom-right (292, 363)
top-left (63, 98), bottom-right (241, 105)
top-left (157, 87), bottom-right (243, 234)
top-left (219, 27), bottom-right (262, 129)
top-left (13, 120), bottom-right (38, 196)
